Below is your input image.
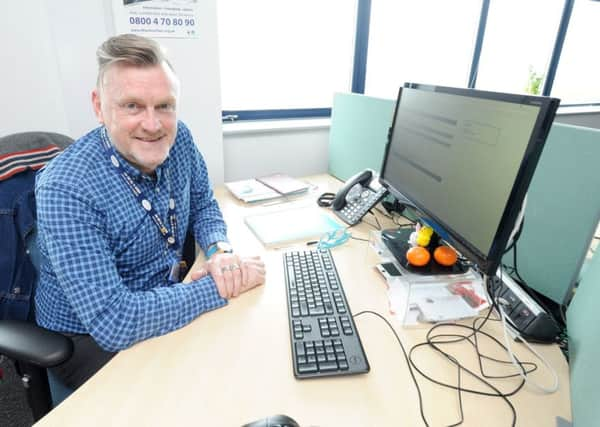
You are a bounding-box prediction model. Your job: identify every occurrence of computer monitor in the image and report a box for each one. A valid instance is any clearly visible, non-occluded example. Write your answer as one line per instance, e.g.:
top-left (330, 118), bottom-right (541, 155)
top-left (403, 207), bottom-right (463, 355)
top-left (380, 83), bottom-right (559, 277)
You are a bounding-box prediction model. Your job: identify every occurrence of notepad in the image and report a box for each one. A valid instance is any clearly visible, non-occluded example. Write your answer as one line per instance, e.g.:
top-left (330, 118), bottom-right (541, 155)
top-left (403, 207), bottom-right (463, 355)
top-left (244, 207), bottom-right (344, 247)
top-left (225, 179), bottom-right (281, 203)
top-left (225, 174), bottom-right (310, 203)
top-left (256, 173), bottom-right (310, 196)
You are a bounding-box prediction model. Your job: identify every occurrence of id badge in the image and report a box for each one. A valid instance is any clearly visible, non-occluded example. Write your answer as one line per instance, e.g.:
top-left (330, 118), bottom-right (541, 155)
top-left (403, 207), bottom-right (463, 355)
top-left (168, 260), bottom-right (189, 283)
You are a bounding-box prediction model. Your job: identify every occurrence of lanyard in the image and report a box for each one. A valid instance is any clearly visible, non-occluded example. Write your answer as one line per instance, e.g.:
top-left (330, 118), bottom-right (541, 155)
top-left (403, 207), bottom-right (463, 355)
top-left (100, 128), bottom-right (178, 249)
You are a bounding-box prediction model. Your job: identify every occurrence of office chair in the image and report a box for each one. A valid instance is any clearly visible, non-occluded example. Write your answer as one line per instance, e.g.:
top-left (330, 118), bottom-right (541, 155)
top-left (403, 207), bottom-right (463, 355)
top-left (0, 132), bottom-right (75, 421)
top-left (0, 131), bottom-right (200, 421)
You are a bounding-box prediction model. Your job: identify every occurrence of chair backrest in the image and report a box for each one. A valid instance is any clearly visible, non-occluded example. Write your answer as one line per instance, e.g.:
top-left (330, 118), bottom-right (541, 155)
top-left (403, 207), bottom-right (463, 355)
top-left (0, 132), bottom-right (73, 322)
top-left (0, 131), bottom-right (74, 420)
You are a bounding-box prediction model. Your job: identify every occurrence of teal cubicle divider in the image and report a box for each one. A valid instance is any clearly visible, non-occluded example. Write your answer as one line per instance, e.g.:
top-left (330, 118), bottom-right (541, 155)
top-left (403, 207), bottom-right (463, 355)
top-left (503, 123), bottom-right (600, 305)
top-left (328, 92), bottom-right (395, 181)
top-left (567, 249), bottom-right (600, 427)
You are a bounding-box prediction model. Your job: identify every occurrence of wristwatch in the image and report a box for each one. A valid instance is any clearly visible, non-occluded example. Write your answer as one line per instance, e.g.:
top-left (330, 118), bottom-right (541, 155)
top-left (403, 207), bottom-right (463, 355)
top-left (206, 241), bottom-right (233, 258)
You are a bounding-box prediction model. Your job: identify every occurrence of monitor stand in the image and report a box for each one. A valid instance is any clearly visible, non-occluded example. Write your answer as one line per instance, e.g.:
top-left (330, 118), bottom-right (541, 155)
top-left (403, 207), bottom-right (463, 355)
top-left (381, 227), bottom-right (468, 275)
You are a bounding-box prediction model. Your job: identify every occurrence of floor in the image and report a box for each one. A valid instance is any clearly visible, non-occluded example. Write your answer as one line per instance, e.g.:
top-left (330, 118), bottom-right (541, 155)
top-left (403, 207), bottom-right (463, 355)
top-left (0, 358), bottom-right (34, 427)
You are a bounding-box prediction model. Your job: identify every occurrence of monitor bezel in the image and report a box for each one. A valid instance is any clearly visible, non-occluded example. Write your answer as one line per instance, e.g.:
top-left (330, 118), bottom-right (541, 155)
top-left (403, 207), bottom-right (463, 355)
top-left (379, 83), bottom-right (560, 276)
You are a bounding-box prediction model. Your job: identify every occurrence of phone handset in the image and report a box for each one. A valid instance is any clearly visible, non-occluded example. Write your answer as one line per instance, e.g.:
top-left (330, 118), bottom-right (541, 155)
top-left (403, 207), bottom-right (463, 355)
top-left (332, 169), bottom-right (388, 226)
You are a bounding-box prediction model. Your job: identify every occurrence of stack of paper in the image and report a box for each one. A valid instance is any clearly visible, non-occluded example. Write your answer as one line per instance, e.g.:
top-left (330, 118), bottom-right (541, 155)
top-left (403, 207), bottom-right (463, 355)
top-left (256, 173), bottom-right (310, 196)
top-left (225, 179), bottom-right (281, 203)
top-left (225, 173), bottom-right (310, 203)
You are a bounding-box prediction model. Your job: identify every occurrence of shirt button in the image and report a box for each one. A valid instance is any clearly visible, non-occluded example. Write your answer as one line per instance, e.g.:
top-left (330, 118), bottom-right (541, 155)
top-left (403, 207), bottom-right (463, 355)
top-left (156, 187), bottom-right (160, 193)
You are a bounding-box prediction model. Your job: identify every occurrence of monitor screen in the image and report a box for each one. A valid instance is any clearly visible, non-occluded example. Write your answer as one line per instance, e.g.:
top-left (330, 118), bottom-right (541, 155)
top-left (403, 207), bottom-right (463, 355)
top-left (380, 83), bottom-right (559, 276)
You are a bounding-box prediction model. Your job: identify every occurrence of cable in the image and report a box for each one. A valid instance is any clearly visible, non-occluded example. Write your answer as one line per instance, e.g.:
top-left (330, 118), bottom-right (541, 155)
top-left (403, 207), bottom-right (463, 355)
top-left (405, 274), bottom-right (557, 427)
top-left (503, 216), bottom-right (525, 255)
top-left (374, 205), bottom-right (393, 219)
top-left (380, 200), bottom-right (417, 226)
top-left (500, 215), bottom-right (564, 336)
top-left (498, 253), bottom-right (563, 344)
top-left (353, 310), bottom-right (430, 427)
top-left (488, 270), bottom-right (560, 392)
top-left (360, 210), bottom-right (382, 230)
top-left (471, 316), bottom-right (539, 381)
top-left (497, 305), bottom-right (560, 394)
top-left (355, 272), bottom-right (559, 426)
top-left (408, 321), bottom-right (520, 427)
top-left (349, 235), bottom-right (370, 243)
top-left (354, 308), bottom-right (523, 427)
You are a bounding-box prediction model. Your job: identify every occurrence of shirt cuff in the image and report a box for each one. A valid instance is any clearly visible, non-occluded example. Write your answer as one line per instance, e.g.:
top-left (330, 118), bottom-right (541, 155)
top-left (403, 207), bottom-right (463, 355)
top-left (199, 231), bottom-right (229, 253)
top-left (191, 276), bottom-right (228, 308)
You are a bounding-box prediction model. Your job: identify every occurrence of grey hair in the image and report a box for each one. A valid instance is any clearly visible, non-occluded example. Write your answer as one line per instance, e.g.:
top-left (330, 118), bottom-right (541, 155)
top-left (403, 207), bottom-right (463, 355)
top-left (96, 34), bottom-right (176, 89)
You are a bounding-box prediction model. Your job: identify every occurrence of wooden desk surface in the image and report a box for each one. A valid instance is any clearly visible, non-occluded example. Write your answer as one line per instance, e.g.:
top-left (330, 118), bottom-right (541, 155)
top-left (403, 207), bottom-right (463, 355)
top-left (36, 175), bottom-right (571, 427)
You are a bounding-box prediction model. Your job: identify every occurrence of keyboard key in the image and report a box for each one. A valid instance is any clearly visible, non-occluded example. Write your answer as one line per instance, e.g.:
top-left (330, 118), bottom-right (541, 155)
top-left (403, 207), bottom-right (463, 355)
top-left (318, 361), bottom-right (338, 372)
top-left (298, 363), bottom-right (318, 374)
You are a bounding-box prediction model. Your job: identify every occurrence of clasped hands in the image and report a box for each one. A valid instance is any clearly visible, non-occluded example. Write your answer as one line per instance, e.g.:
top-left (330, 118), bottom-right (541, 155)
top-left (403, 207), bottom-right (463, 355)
top-left (190, 253), bottom-right (265, 299)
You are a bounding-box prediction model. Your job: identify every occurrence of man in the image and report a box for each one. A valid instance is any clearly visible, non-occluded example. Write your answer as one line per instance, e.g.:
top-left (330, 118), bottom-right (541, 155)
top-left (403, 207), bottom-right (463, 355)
top-left (35, 34), bottom-right (265, 389)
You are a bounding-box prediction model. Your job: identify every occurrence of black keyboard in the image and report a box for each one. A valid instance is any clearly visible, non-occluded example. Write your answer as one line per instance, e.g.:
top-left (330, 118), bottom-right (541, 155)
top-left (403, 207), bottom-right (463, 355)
top-left (283, 249), bottom-right (369, 378)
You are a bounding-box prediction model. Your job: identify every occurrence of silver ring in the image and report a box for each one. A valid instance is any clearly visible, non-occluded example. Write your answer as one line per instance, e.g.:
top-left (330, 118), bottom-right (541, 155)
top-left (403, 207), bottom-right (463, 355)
top-left (221, 263), bottom-right (240, 273)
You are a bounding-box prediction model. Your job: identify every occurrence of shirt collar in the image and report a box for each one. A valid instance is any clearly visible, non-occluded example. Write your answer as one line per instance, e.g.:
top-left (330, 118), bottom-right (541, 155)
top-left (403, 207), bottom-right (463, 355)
top-left (101, 127), bottom-right (170, 183)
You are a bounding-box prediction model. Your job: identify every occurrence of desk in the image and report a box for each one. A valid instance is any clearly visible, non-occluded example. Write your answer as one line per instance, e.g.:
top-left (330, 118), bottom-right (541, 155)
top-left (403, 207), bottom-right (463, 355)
top-left (36, 175), bottom-right (571, 426)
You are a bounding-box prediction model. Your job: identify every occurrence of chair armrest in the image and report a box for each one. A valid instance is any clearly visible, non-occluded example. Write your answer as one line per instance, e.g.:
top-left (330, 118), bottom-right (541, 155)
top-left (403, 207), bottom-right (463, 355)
top-left (0, 320), bottom-right (73, 368)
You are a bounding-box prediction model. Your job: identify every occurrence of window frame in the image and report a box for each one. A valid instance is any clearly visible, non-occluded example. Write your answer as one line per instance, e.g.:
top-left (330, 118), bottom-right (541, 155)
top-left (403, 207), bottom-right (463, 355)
top-left (220, 0), bottom-right (594, 122)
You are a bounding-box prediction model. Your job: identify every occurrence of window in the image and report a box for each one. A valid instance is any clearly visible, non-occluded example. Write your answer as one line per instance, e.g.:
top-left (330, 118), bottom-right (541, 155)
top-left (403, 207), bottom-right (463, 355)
top-left (475, 0), bottom-right (564, 95)
top-left (217, 0), bottom-right (357, 119)
top-left (218, 0), bottom-right (599, 121)
top-left (365, 0), bottom-right (481, 100)
top-left (551, 1), bottom-right (600, 105)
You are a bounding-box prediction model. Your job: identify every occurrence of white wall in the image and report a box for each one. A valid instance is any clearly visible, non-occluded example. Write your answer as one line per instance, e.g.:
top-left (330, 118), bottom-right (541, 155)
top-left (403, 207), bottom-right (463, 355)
top-left (44, 1), bottom-right (112, 138)
top-left (223, 127), bottom-right (330, 181)
top-left (1, 0), bottom-right (225, 184)
top-left (555, 112), bottom-right (600, 129)
top-left (0, 1), bottom-right (69, 135)
top-left (159, 2), bottom-right (225, 184)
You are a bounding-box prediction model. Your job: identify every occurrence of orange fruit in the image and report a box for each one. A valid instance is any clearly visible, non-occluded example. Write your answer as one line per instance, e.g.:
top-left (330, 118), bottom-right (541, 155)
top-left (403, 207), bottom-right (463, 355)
top-left (406, 246), bottom-right (431, 267)
top-left (434, 246), bottom-right (458, 267)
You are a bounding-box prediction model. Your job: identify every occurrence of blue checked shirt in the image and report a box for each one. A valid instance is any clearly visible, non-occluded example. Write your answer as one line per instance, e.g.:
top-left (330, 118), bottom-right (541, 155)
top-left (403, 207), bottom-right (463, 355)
top-left (35, 121), bottom-right (228, 351)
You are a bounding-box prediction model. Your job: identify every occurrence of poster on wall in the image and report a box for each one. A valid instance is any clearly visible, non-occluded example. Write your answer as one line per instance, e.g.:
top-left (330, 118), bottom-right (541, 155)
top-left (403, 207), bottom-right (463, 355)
top-left (112, 0), bottom-right (200, 39)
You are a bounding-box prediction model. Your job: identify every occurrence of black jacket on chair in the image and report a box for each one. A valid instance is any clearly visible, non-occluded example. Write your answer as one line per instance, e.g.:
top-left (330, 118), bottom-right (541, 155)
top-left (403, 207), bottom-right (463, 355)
top-left (0, 132), bottom-right (71, 321)
top-left (0, 132), bottom-right (74, 421)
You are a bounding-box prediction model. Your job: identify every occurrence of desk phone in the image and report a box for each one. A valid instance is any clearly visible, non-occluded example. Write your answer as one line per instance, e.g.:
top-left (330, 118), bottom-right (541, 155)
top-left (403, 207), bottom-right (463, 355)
top-left (332, 169), bottom-right (388, 226)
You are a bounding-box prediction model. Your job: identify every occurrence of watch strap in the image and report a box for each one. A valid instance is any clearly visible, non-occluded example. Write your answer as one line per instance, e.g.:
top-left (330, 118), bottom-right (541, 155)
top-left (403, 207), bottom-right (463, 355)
top-left (206, 243), bottom-right (219, 258)
top-left (206, 241), bottom-right (232, 258)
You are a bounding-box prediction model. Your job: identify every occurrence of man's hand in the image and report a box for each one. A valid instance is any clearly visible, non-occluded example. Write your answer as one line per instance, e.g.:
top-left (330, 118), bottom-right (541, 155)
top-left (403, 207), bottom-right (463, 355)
top-left (190, 254), bottom-right (265, 299)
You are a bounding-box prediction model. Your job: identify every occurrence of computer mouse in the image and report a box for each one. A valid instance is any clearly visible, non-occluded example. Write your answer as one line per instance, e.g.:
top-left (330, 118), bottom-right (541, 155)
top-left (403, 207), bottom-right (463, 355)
top-left (241, 413), bottom-right (300, 427)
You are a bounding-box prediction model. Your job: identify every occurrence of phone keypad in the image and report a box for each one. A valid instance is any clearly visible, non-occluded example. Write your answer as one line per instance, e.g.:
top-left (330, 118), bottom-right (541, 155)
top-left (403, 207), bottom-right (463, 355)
top-left (336, 187), bottom-right (388, 225)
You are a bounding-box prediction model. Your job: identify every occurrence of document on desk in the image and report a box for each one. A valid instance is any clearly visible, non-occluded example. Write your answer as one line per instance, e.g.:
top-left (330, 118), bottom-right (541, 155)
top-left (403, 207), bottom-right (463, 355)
top-left (256, 173), bottom-right (310, 196)
top-left (226, 174), bottom-right (310, 204)
top-left (225, 179), bottom-right (281, 203)
top-left (244, 206), bottom-right (344, 248)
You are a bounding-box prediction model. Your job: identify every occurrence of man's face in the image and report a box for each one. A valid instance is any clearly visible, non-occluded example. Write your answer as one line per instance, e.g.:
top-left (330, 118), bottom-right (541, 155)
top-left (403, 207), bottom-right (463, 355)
top-left (92, 62), bottom-right (179, 175)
